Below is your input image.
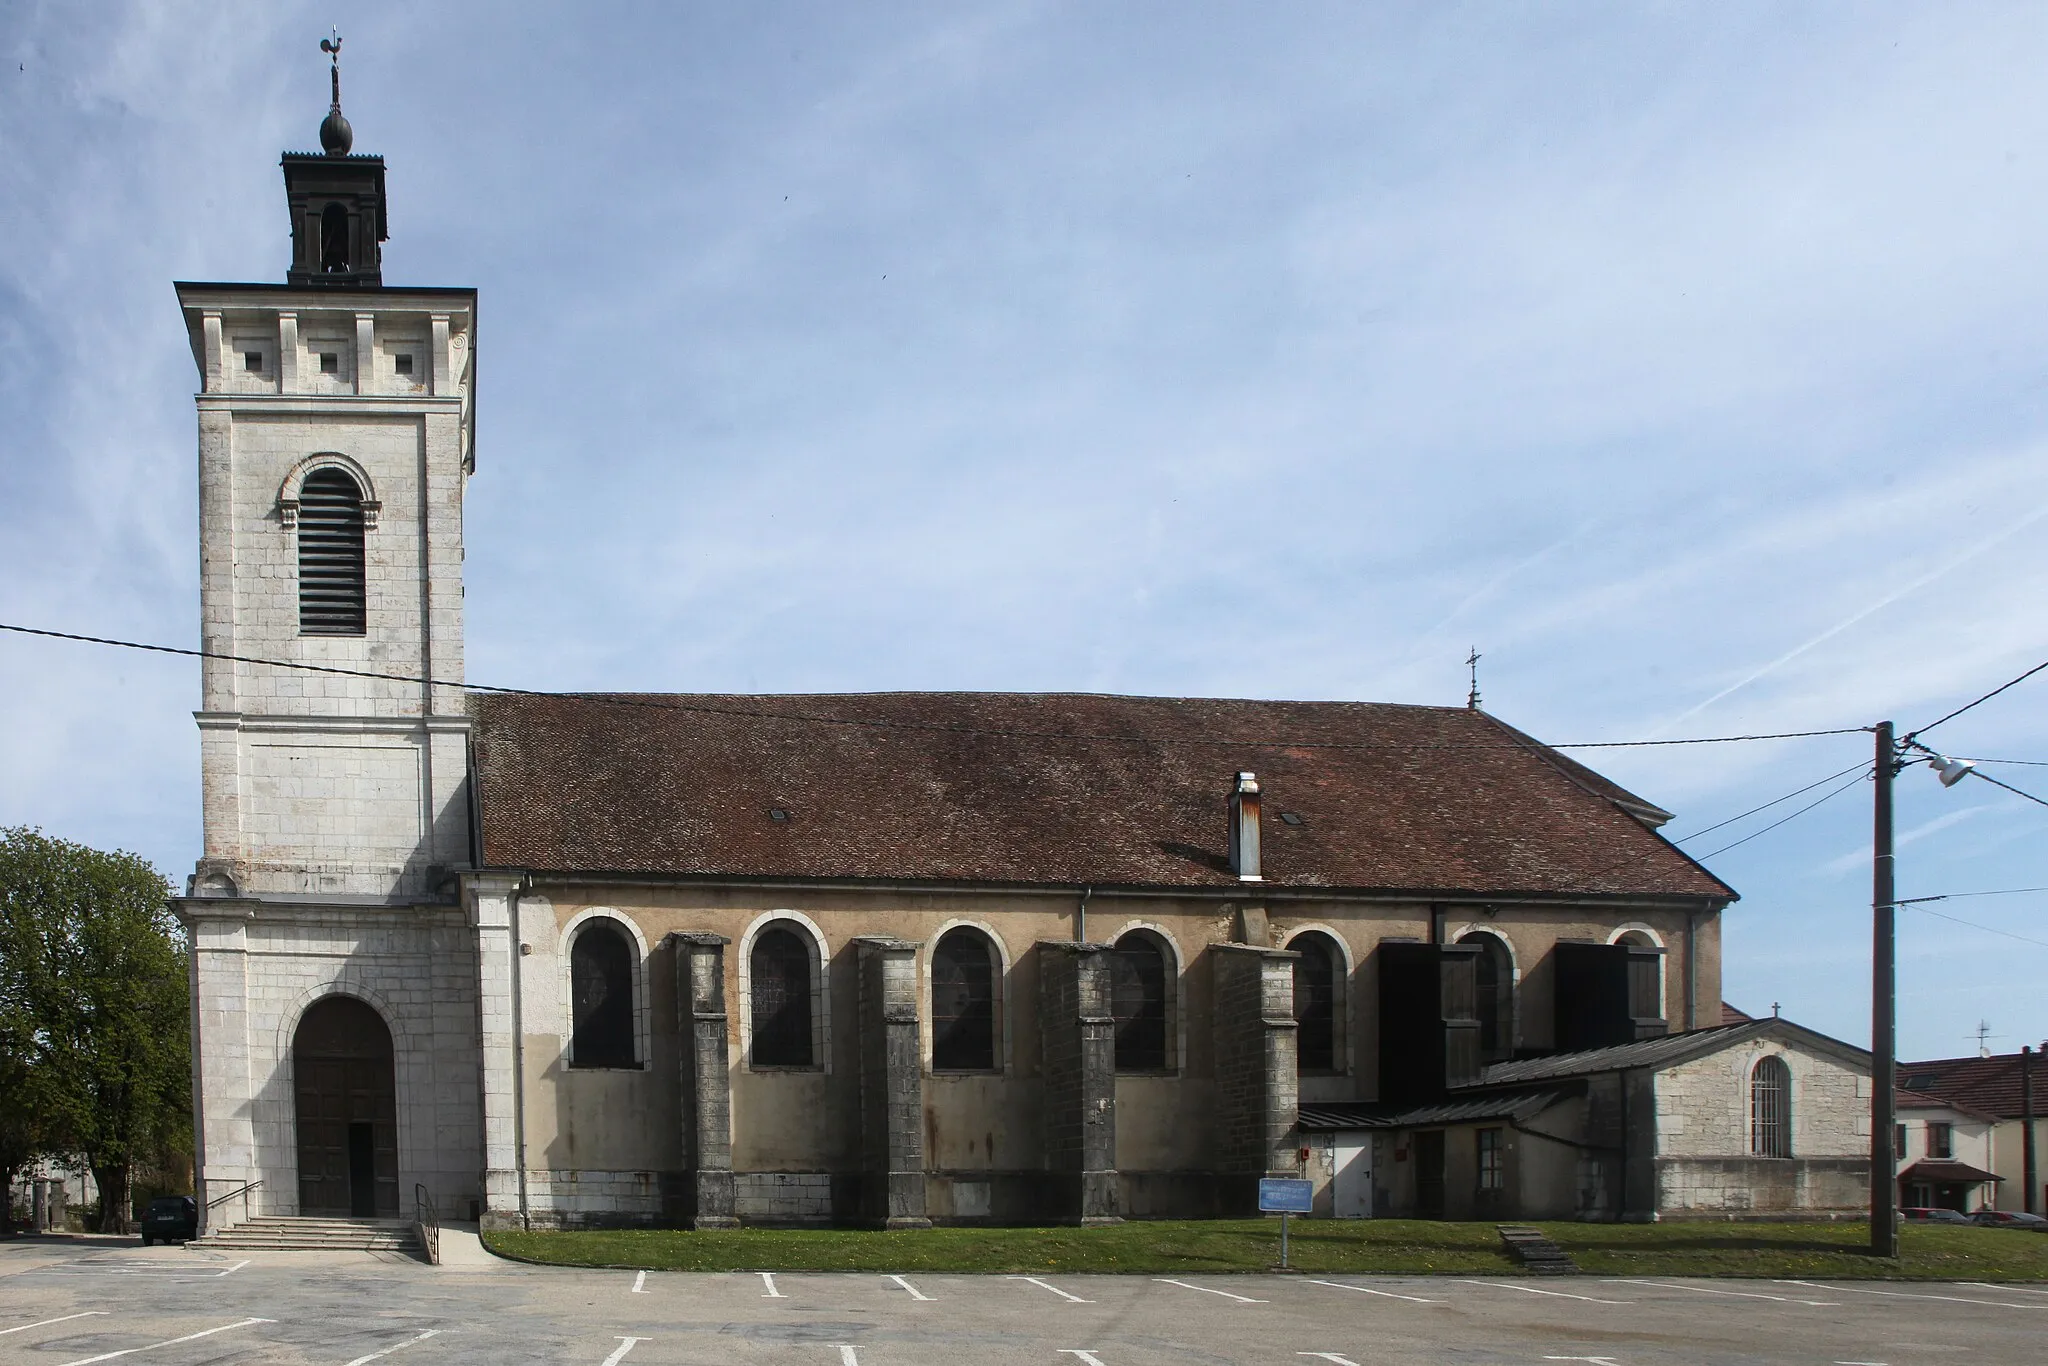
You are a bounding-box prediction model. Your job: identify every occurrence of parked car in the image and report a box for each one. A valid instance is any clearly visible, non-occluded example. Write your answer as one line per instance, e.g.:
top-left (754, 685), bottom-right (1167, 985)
top-left (139, 1195), bottom-right (198, 1245)
top-left (1968, 1209), bottom-right (2048, 1231)
top-left (1900, 1206), bottom-right (1974, 1224)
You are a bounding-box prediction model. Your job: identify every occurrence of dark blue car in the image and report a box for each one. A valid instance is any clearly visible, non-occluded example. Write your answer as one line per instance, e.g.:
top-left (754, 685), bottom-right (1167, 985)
top-left (140, 1195), bottom-right (198, 1245)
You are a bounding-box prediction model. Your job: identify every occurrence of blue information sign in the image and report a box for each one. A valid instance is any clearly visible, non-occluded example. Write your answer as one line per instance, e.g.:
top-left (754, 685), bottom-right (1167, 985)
top-left (1257, 1177), bottom-right (1313, 1214)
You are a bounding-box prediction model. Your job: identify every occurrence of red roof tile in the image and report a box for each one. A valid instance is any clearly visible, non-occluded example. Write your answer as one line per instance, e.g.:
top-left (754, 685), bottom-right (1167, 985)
top-left (1898, 1052), bottom-right (2048, 1120)
top-left (467, 692), bottom-right (1738, 898)
top-left (1721, 1001), bottom-right (1754, 1026)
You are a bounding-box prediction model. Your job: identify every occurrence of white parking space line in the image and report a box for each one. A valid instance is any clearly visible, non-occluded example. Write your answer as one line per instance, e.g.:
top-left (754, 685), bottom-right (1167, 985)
top-left (1608, 1278), bottom-right (1837, 1306)
top-left (1058, 1353), bottom-right (1106, 1366)
top-left (1965, 1281), bottom-right (2048, 1296)
top-left (1152, 1278), bottom-right (1268, 1303)
top-left (56, 1316), bottom-right (274, 1366)
top-left (1544, 1356), bottom-right (1622, 1365)
top-left (1300, 1354), bottom-right (1362, 1365)
top-left (342, 1329), bottom-right (442, 1366)
top-left (0, 1312), bottom-right (108, 1336)
top-left (1454, 1280), bottom-right (1631, 1305)
top-left (1306, 1279), bottom-right (1445, 1304)
top-left (759, 1272), bottom-right (785, 1298)
top-left (631, 1271), bottom-right (647, 1293)
top-left (1009, 1275), bottom-right (1093, 1303)
top-left (1778, 1279), bottom-right (2048, 1309)
top-left (886, 1273), bottom-right (934, 1301)
top-left (598, 1336), bottom-right (648, 1366)
top-left (838, 1347), bottom-right (862, 1366)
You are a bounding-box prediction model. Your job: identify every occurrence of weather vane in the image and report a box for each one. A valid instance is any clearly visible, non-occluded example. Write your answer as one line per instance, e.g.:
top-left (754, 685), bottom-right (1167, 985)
top-left (1466, 647), bottom-right (1482, 710)
top-left (320, 29), bottom-right (343, 111)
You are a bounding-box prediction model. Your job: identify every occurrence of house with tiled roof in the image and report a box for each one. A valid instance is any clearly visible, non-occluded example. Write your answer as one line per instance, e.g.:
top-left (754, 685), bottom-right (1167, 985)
top-left (171, 86), bottom-right (1759, 1234)
top-left (1899, 1048), bottom-right (2045, 1215)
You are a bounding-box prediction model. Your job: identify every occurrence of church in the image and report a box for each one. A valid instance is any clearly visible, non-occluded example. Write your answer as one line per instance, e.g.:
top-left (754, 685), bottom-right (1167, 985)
top-left (173, 76), bottom-right (1856, 1236)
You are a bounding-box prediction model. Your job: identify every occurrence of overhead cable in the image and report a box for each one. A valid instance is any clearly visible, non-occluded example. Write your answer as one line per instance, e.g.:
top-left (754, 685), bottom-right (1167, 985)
top-left (0, 621), bottom-right (1868, 753)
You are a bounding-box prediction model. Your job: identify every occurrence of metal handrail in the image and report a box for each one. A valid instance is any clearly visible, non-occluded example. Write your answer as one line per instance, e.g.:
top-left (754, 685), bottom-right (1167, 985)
top-left (202, 1178), bottom-right (261, 1236)
top-left (413, 1183), bottom-right (440, 1265)
top-left (204, 1178), bottom-right (262, 1211)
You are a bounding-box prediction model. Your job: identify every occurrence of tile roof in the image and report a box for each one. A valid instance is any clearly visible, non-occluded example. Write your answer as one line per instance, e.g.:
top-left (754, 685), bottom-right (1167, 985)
top-left (1894, 1087), bottom-right (2000, 1120)
top-left (1897, 1052), bottom-right (2048, 1120)
top-left (1721, 1001), bottom-right (1754, 1026)
top-left (1898, 1159), bottom-right (2002, 1184)
top-left (467, 692), bottom-right (1737, 897)
top-left (1469, 1016), bottom-right (1870, 1087)
top-left (1297, 1091), bottom-right (1568, 1130)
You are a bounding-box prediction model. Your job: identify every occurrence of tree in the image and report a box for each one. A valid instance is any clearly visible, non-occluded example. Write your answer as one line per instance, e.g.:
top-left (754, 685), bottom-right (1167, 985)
top-left (0, 827), bottom-right (189, 1233)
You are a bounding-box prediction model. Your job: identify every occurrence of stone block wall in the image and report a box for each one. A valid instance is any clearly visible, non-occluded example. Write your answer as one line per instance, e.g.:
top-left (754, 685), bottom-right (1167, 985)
top-left (1208, 944), bottom-right (1301, 1199)
top-left (1037, 941), bottom-right (1119, 1223)
top-left (1655, 1041), bottom-right (1870, 1159)
top-left (180, 899), bottom-right (482, 1228)
top-left (855, 937), bottom-right (929, 1228)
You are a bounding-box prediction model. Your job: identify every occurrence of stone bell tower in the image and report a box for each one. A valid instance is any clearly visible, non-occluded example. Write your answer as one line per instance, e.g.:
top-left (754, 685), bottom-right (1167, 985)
top-left (173, 38), bottom-right (485, 1226)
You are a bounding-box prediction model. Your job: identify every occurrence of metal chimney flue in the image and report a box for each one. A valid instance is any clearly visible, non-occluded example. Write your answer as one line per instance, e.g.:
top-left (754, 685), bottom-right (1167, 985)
top-left (1229, 771), bottom-right (1263, 881)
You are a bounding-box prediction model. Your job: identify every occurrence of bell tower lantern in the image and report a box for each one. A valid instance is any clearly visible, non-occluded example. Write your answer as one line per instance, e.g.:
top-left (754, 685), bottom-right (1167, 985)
top-left (284, 34), bottom-right (386, 286)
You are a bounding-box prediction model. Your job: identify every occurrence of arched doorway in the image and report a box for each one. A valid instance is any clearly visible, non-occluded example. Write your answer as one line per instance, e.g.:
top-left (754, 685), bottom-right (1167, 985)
top-left (293, 996), bottom-right (399, 1217)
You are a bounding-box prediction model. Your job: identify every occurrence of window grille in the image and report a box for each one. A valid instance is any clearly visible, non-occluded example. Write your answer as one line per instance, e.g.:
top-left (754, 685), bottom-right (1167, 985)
top-left (1477, 1127), bottom-right (1505, 1191)
top-left (1292, 932), bottom-right (1337, 1072)
top-left (1111, 932), bottom-right (1169, 1072)
top-left (1750, 1055), bottom-right (1792, 1157)
top-left (297, 468), bottom-right (367, 635)
top-left (750, 926), bottom-right (814, 1067)
top-left (931, 928), bottom-right (996, 1071)
top-left (568, 922), bottom-right (635, 1068)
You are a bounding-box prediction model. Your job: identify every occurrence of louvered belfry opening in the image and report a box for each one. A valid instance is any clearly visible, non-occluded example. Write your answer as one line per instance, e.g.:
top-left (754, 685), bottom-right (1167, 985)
top-left (298, 468), bottom-right (367, 634)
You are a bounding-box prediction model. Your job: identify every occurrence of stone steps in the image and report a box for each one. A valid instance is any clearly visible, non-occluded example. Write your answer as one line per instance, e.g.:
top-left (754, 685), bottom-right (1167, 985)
top-left (193, 1216), bottom-right (425, 1256)
top-left (1495, 1224), bottom-right (1578, 1274)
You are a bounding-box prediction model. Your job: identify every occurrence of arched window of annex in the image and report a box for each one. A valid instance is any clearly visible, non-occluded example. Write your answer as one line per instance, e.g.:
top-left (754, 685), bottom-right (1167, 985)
top-left (284, 457), bottom-right (377, 637)
top-left (1609, 924), bottom-right (1669, 1022)
top-left (741, 912), bottom-right (830, 1072)
top-left (1284, 928), bottom-right (1348, 1075)
top-left (560, 913), bottom-right (645, 1069)
top-left (928, 922), bottom-right (1006, 1073)
top-left (1750, 1053), bottom-right (1793, 1157)
top-left (1454, 929), bottom-right (1517, 1062)
top-left (1109, 925), bottom-right (1180, 1074)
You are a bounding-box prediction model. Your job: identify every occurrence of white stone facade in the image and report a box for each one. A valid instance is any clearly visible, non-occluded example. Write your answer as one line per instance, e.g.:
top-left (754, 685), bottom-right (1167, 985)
top-left (174, 283), bottom-right (485, 1227)
top-left (1654, 1035), bottom-right (1870, 1217)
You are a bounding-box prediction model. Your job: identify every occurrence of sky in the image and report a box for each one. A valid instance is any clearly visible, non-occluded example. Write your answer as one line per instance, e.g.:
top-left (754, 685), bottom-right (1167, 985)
top-left (3, 2), bottom-right (2045, 1062)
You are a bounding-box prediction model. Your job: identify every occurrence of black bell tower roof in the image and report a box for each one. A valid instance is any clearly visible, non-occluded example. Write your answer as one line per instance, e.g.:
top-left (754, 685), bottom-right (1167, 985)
top-left (283, 33), bottom-right (387, 288)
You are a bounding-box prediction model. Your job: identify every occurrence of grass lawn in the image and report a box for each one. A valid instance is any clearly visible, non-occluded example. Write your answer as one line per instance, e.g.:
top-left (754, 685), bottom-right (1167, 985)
top-left (484, 1218), bottom-right (2048, 1281)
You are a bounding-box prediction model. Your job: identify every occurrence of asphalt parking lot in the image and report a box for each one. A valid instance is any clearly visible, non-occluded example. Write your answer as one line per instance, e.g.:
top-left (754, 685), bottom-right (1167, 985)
top-left (2, 1235), bottom-right (2045, 1366)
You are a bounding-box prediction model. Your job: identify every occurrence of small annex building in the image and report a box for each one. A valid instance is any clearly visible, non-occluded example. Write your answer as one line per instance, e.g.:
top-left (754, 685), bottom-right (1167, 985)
top-left (172, 79), bottom-right (1762, 1233)
top-left (1299, 1016), bottom-right (1875, 1222)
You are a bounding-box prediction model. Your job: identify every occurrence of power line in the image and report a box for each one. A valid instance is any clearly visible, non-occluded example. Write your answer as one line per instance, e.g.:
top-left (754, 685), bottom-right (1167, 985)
top-left (1905, 654), bottom-right (2048, 743)
top-left (1693, 766), bottom-right (1873, 862)
top-left (1905, 885), bottom-right (2048, 901)
top-left (1901, 903), bottom-right (2048, 953)
top-left (1666, 761), bottom-right (1873, 846)
top-left (0, 620), bottom-right (1869, 754)
top-left (1966, 770), bottom-right (2048, 809)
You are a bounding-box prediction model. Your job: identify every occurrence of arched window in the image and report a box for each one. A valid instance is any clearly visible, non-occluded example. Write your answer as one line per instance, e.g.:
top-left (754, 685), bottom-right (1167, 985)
top-left (321, 202), bottom-right (350, 273)
top-left (1459, 932), bottom-right (1515, 1060)
top-left (931, 928), bottom-right (997, 1072)
top-left (1750, 1055), bottom-right (1792, 1157)
top-left (751, 925), bottom-right (814, 1068)
top-left (298, 468), bottom-right (367, 635)
top-left (1111, 931), bottom-right (1171, 1072)
top-left (569, 921), bottom-right (636, 1068)
top-left (1291, 931), bottom-right (1340, 1073)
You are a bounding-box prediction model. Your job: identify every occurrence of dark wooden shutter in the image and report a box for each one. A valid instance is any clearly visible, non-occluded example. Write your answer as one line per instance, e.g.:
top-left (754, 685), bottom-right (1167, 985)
top-left (298, 469), bottom-right (367, 634)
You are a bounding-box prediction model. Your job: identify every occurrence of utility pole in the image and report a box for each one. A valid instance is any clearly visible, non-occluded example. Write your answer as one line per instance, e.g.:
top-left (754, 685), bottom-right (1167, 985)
top-left (2024, 1045), bottom-right (2038, 1216)
top-left (1871, 721), bottom-right (1898, 1258)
